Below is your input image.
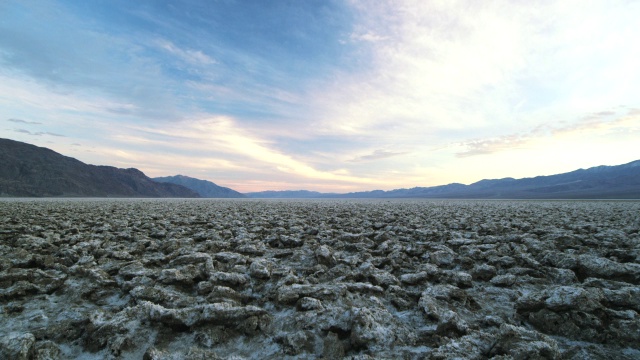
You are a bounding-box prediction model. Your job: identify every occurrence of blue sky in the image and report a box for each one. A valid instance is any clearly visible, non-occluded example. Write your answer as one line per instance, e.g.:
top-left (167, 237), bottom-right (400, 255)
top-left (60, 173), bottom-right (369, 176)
top-left (1, 0), bottom-right (639, 192)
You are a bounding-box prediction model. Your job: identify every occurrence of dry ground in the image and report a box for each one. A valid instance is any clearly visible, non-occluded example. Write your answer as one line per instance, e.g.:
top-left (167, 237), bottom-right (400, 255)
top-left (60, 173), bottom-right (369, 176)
top-left (1, 199), bottom-right (639, 359)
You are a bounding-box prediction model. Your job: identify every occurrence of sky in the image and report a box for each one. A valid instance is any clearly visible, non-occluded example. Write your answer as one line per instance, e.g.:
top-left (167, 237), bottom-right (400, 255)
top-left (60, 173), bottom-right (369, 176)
top-left (1, 0), bottom-right (639, 193)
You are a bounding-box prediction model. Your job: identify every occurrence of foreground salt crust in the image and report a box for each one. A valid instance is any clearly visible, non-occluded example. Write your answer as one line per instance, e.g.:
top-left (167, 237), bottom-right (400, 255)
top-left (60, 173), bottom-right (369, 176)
top-left (0, 199), bottom-right (639, 359)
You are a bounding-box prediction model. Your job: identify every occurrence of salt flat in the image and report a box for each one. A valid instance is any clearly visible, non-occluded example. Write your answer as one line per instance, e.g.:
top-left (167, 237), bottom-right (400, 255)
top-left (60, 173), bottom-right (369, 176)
top-left (1, 199), bottom-right (639, 359)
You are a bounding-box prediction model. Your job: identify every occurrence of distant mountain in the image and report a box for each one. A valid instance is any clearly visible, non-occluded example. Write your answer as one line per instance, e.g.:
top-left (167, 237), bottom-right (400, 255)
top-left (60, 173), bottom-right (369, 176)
top-left (413, 160), bottom-right (640, 199)
top-left (153, 175), bottom-right (245, 198)
top-left (338, 183), bottom-right (468, 199)
top-left (246, 160), bottom-right (640, 199)
top-left (0, 138), bottom-right (199, 197)
top-left (245, 190), bottom-right (336, 198)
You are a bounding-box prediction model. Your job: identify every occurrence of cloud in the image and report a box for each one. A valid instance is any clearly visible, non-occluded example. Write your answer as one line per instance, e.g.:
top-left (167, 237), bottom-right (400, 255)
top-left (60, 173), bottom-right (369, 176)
top-left (595, 111), bottom-right (616, 117)
top-left (550, 109), bottom-right (623, 135)
top-left (0, 2), bottom-right (187, 121)
top-left (13, 129), bottom-right (65, 137)
top-left (315, 1), bottom-right (533, 133)
top-left (456, 108), bottom-right (636, 158)
top-left (181, 118), bottom-right (379, 184)
top-left (350, 31), bottom-right (388, 43)
top-left (7, 118), bottom-right (41, 125)
top-left (312, 0), bottom-right (640, 151)
top-left (114, 116), bottom-right (388, 187)
top-left (0, 72), bottom-right (144, 119)
top-left (349, 149), bottom-right (408, 162)
top-left (456, 134), bottom-right (528, 158)
top-left (155, 39), bottom-right (216, 66)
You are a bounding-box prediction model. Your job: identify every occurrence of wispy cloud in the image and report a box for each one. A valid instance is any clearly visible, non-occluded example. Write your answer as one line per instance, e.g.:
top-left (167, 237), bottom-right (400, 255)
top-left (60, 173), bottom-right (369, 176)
top-left (457, 135), bottom-right (528, 158)
top-left (166, 117), bottom-right (385, 185)
top-left (315, 1), bottom-right (533, 135)
top-left (456, 109), bottom-right (637, 158)
top-left (349, 31), bottom-right (388, 43)
top-left (349, 149), bottom-right (409, 162)
top-left (0, 2), bottom-right (188, 121)
top-left (314, 1), bottom-right (640, 143)
top-left (7, 118), bottom-right (41, 125)
top-left (155, 39), bottom-right (216, 66)
top-left (13, 129), bottom-right (65, 137)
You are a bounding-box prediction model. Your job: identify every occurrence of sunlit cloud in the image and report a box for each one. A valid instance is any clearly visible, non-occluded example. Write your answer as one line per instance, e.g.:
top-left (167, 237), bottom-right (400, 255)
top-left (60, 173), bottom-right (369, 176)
top-left (139, 117), bottom-right (387, 186)
top-left (317, 0), bottom-right (532, 135)
top-left (457, 135), bottom-right (528, 158)
top-left (349, 149), bottom-right (409, 162)
top-left (316, 1), bottom-right (640, 139)
top-left (456, 108), bottom-right (640, 158)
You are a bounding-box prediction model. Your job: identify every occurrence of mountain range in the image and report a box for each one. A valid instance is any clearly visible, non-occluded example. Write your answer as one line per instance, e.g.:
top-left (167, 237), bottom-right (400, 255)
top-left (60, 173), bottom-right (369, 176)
top-left (245, 190), bottom-right (332, 198)
top-left (0, 138), bottom-right (198, 197)
top-left (1, 137), bottom-right (639, 199)
top-left (153, 175), bottom-right (245, 198)
top-left (246, 160), bottom-right (640, 199)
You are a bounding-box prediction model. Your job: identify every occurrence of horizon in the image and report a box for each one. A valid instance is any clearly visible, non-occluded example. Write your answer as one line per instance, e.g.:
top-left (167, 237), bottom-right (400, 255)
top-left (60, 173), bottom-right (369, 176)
top-left (160, 157), bottom-right (640, 194)
top-left (1, 1), bottom-right (639, 193)
top-left (5, 136), bottom-right (638, 195)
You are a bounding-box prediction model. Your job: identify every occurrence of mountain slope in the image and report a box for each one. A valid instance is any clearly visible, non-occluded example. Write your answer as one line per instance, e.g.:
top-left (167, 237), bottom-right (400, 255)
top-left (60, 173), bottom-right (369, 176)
top-left (0, 138), bottom-right (199, 197)
top-left (428, 160), bottom-right (640, 199)
top-left (153, 175), bottom-right (245, 198)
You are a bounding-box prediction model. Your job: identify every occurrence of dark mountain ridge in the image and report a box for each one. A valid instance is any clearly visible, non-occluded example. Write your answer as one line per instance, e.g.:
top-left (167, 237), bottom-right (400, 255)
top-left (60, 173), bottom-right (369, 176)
top-left (0, 138), bottom-right (198, 197)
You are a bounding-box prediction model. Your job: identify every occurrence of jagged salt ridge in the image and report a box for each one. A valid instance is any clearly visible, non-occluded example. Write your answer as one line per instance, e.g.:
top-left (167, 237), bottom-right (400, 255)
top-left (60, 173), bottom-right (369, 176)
top-left (0, 199), bottom-right (639, 359)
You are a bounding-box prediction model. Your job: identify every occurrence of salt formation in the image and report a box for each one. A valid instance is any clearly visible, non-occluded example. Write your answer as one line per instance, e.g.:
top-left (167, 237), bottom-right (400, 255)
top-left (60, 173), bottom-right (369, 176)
top-left (0, 199), bottom-right (639, 359)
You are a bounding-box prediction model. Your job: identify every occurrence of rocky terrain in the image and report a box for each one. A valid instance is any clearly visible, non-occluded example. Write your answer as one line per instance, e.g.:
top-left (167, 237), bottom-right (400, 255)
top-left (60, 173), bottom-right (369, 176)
top-left (1, 199), bottom-right (639, 359)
